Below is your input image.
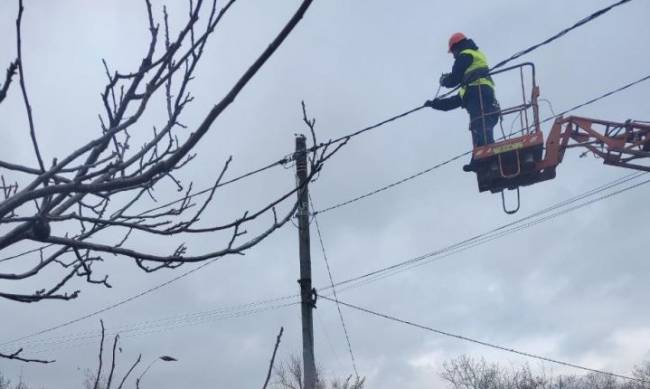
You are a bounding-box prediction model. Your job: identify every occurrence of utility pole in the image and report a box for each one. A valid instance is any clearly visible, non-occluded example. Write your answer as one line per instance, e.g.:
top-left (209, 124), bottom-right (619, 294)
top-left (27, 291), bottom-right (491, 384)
top-left (294, 134), bottom-right (317, 389)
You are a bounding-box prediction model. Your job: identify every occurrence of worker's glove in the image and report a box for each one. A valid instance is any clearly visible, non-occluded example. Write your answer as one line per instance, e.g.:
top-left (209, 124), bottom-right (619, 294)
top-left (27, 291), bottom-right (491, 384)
top-left (424, 98), bottom-right (445, 110)
top-left (439, 73), bottom-right (450, 86)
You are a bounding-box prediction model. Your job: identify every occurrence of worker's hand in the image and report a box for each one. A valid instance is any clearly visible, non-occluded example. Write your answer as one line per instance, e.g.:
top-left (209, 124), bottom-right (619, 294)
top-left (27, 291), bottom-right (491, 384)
top-left (439, 73), bottom-right (450, 86)
top-left (424, 98), bottom-right (444, 110)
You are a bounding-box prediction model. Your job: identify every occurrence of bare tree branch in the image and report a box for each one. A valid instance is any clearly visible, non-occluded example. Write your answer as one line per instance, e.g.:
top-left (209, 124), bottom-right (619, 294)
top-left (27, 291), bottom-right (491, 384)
top-left (16, 0), bottom-right (46, 172)
top-left (116, 354), bottom-right (142, 389)
top-left (0, 60), bottom-right (18, 104)
top-left (0, 0), bottom-right (322, 310)
top-left (105, 334), bottom-right (120, 389)
top-left (0, 347), bottom-right (53, 364)
top-left (263, 326), bottom-right (284, 389)
top-left (93, 320), bottom-right (106, 389)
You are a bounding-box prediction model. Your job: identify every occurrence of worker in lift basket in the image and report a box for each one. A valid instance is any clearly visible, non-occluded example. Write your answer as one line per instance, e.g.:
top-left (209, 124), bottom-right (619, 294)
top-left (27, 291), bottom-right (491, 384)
top-left (425, 32), bottom-right (500, 172)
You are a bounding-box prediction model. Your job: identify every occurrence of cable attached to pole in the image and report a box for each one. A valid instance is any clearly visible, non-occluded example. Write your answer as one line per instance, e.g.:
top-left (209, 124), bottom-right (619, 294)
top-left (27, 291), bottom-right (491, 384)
top-left (320, 295), bottom-right (649, 385)
top-left (310, 195), bottom-right (359, 378)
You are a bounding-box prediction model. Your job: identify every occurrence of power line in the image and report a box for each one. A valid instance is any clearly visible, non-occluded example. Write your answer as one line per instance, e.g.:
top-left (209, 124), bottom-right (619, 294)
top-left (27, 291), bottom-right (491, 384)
top-left (310, 195), bottom-right (359, 378)
top-left (492, 0), bottom-right (633, 71)
top-left (136, 156), bottom-right (291, 217)
top-left (0, 257), bottom-right (293, 347)
top-left (439, 0), bottom-right (636, 99)
top-left (331, 174), bottom-right (649, 293)
top-left (0, 156), bottom-right (291, 263)
top-left (315, 309), bottom-right (346, 374)
top-left (6, 294), bottom-right (299, 351)
top-left (308, 0), bottom-right (636, 149)
top-left (321, 173), bottom-right (648, 294)
top-left (22, 301), bottom-right (299, 355)
top-left (306, 106), bottom-right (426, 154)
top-left (320, 295), bottom-right (648, 385)
top-left (541, 73), bottom-right (650, 124)
top-left (0, 243), bottom-right (55, 263)
top-left (0, 158), bottom-right (297, 343)
top-left (314, 72), bottom-right (650, 216)
top-left (14, 172), bottom-right (645, 353)
top-left (313, 151), bottom-right (470, 216)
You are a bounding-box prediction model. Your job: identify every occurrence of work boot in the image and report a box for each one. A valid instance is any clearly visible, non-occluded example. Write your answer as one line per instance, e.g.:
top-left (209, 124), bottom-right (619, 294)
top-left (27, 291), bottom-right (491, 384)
top-left (462, 161), bottom-right (475, 172)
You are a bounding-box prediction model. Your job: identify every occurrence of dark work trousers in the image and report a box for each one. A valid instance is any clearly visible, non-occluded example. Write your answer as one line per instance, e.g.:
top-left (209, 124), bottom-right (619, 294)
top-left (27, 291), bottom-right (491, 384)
top-left (464, 85), bottom-right (499, 147)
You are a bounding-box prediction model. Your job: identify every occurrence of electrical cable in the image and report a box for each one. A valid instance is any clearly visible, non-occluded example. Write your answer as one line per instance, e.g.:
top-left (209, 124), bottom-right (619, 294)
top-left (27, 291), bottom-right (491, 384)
top-left (320, 173), bottom-right (648, 294)
top-left (305, 105), bottom-right (427, 155)
top-left (310, 195), bottom-right (359, 378)
top-left (9, 172), bottom-right (646, 354)
top-left (1, 258), bottom-right (294, 347)
top-left (313, 72), bottom-right (650, 216)
top-left (541, 74), bottom-right (650, 125)
top-left (305, 0), bottom-right (636, 151)
top-left (320, 295), bottom-right (648, 385)
top-left (0, 155), bottom-right (291, 263)
top-left (4, 294), bottom-right (299, 350)
top-left (0, 243), bottom-right (55, 263)
top-left (315, 309), bottom-right (347, 374)
top-left (493, 0), bottom-right (633, 71)
top-left (313, 151), bottom-right (470, 216)
top-left (438, 0), bottom-right (635, 99)
top-left (22, 301), bottom-right (299, 355)
top-left (136, 156), bottom-right (292, 217)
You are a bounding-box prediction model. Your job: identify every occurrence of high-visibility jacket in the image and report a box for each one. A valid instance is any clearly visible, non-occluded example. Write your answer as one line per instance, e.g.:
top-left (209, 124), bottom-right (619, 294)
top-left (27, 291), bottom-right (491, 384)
top-left (458, 48), bottom-right (495, 99)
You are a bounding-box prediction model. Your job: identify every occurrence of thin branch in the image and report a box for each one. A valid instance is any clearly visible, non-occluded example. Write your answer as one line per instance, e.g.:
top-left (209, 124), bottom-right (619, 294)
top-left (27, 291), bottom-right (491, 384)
top-left (0, 60), bottom-right (18, 104)
top-left (106, 334), bottom-right (120, 389)
top-left (117, 354), bottom-right (142, 389)
top-left (0, 348), bottom-right (53, 364)
top-left (262, 326), bottom-right (284, 389)
top-left (16, 0), bottom-right (46, 172)
top-left (93, 320), bottom-right (106, 389)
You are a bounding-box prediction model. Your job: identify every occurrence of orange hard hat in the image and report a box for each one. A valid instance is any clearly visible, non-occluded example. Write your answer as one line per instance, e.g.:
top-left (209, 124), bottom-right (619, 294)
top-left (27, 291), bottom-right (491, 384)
top-left (448, 32), bottom-right (467, 53)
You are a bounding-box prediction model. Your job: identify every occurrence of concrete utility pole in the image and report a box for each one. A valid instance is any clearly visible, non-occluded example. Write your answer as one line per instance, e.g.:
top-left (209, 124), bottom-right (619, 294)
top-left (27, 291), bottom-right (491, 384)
top-left (294, 134), bottom-right (317, 389)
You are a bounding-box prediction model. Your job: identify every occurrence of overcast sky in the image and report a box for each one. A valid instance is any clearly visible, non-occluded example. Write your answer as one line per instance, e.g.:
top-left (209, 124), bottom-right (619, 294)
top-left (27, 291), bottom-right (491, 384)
top-left (1, 1), bottom-right (649, 388)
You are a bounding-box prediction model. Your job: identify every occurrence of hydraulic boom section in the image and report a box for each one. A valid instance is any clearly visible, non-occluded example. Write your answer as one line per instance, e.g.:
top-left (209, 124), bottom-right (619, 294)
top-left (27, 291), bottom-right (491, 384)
top-left (540, 116), bottom-right (650, 174)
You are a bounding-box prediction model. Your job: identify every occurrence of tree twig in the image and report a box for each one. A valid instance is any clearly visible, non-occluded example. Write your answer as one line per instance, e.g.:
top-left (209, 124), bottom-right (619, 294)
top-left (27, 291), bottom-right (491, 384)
top-left (105, 333), bottom-right (120, 389)
top-left (0, 348), bottom-right (53, 364)
top-left (116, 354), bottom-right (142, 389)
top-left (16, 0), bottom-right (46, 172)
top-left (0, 60), bottom-right (18, 104)
top-left (262, 326), bottom-right (284, 389)
top-left (93, 319), bottom-right (105, 389)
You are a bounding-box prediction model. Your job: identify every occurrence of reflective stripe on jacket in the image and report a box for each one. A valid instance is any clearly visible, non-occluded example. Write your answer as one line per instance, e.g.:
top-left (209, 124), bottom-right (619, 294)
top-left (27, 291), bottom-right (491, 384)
top-left (459, 49), bottom-right (495, 99)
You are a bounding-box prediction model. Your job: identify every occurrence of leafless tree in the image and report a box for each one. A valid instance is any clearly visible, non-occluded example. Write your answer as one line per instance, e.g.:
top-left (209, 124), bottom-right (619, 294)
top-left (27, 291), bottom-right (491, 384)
top-left (81, 320), bottom-right (157, 389)
top-left (632, 362), bottom-right (650, 388)
top-left (0, 0), bottom-right (346, 309)
top-left (273, 355), bottom-right (365, 389)
top-left (0, 373), bottom-right (11, 389)
top-left (440, 355), bottom-right (650, 389)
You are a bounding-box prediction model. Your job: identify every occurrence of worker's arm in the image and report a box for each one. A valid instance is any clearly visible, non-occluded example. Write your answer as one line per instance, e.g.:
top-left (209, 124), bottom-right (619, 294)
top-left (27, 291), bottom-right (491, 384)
top-left (440, 53), bottom-right (472, 88)
top-left (425, 95), bottom-right (462, 111)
